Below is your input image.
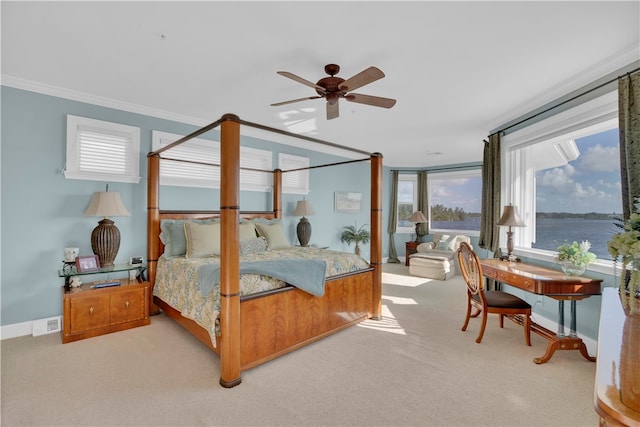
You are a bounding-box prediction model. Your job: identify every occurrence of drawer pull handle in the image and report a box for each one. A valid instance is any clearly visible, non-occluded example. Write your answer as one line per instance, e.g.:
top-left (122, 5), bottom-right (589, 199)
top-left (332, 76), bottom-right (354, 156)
top-left (89, 306), bottom-right (94, 315)
top-left (125, 301), bottom-right (130, 309)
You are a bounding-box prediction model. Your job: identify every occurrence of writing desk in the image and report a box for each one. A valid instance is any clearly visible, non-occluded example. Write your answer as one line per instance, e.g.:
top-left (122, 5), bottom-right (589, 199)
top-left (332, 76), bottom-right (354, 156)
top-left (479, 259), bottom-right (602, 364)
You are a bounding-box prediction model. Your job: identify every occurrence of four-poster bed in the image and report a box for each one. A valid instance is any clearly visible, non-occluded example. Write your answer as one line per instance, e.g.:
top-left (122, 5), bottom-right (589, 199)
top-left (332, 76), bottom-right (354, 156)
top-left (147, 114), bottom-right (383, 387)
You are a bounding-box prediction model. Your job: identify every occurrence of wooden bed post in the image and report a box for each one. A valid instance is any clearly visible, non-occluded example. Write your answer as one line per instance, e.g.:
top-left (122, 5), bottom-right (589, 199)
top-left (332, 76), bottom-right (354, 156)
top-left (219, 114), bottom-right (242, 387)
top-left (370, 153), bottom-right (383, 319)
top-left (147, 154), bottom-right (161, 313)
top-left (273, 168), bottom-right (282, 219)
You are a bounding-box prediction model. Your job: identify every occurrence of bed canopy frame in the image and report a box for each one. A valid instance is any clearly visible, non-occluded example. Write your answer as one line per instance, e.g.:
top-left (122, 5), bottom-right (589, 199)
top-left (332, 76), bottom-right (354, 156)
top-left (147, 113), bottom-right (383, 387)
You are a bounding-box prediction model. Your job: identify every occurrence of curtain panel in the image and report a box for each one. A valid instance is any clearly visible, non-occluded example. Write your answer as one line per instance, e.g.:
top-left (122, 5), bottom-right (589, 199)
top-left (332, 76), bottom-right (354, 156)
top-left (479, 133), bottom-right (501, 253)
top-left (619, 71), bottom-right (640, 220)
top-left (387, 170), bottom-right (400, 263)
top-left (417, 171), bottom-right (429, 238)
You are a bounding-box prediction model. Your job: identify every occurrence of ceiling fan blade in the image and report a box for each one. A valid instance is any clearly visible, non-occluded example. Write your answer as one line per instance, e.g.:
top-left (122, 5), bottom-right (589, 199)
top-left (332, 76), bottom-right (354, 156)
top-left (327, 100), bottom-right (339, 120)
top-left (345, 93), bottom-right (397, 109)
top-left (277, 71), bottom-right (325, 92)
top-left (271, 96), bottom-right (322, 107)
top-left (338, 66), bottom-right (385, 92)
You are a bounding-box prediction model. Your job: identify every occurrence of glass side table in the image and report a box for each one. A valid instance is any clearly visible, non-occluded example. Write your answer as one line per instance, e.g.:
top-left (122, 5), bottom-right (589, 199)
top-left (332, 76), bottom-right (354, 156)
top-left (58, 262), bottom-right (147, 291)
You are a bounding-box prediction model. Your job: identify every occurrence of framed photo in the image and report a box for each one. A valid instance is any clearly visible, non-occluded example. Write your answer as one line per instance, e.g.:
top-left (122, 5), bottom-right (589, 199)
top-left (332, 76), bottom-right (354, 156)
top-left (335, 192), bottom-right (362, 213)
top-left (76, 255), bottom-right (101, 273)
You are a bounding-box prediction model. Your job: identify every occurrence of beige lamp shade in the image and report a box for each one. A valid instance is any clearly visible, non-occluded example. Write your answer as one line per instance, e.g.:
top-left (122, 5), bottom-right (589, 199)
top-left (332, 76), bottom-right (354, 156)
top-left (84, 190), bottom-right (130, 267)
top-left (293, 199), bottom-right (315, 217)
top-left (497, 205), bottom-right (525, 227)
top-left (408, 211), bottom-right (428, 223)
top-left (84, 191), bottom-right (131, 218)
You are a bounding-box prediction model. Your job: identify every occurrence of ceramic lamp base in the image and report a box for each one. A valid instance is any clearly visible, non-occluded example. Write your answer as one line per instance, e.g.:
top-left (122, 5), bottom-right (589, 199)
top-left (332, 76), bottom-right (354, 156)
top-left (297, 217), bottom-right (312, 247)
top-left (91, 218), bottom-right (120, 266)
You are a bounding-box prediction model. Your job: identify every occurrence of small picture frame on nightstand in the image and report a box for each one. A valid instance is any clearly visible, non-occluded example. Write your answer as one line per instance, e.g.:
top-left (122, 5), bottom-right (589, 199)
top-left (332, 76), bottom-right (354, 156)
top-left (129, 256), bottom-right (144, 266)
top-left (76, 255), bottom-right (100, 273)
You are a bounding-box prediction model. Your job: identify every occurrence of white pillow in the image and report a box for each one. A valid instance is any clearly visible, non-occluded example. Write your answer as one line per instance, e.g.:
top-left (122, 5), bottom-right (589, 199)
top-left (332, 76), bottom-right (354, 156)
top-left (239, 221), bottom-right (258, 240)
top-left (255, 222), bottom-right (290, 249)
top-left (184, 221), bottom-right (221, 258)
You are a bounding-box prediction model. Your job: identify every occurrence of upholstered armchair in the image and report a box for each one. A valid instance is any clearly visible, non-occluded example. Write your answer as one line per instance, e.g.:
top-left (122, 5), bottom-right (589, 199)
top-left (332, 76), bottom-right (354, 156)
top-left (408, 234), bottom-right (472, 280)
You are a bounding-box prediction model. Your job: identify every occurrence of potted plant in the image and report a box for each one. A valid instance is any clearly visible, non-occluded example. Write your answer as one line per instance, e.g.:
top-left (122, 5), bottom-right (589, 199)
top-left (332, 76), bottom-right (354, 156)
top-left (555, 240), bottom-right (597, 276)
top-left (340, 223), bottom-right (370, 256)
top-left (608, 197), bottom-right (640, 313)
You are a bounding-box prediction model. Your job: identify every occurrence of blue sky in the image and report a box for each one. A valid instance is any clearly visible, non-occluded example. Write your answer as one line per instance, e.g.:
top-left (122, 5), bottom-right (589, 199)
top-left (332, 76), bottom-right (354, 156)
top-left (536, 128), bottom-right (621, 214)
top-left (411, 128), bottom-right (621, 216)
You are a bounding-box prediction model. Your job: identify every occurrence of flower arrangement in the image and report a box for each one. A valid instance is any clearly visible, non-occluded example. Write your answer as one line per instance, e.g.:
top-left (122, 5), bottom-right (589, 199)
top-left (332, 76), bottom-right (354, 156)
top-left (608, 197), bottom-right (640, 312)
top-left (556, 240), bottom-right (597, 272)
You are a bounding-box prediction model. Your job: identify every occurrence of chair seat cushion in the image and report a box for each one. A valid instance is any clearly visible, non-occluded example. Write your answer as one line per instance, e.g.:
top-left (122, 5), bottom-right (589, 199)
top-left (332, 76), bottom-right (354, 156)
top-left (473, 291), bottom-right (531, 309)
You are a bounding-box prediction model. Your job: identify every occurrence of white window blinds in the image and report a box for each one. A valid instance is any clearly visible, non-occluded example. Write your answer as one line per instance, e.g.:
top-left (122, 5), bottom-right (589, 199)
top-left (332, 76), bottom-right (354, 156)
top-left (65, 115), bottom-right (140, 183)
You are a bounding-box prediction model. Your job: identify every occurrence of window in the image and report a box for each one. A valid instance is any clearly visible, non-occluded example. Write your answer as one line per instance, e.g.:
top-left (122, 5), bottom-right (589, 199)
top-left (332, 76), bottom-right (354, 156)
top-left (152, 131), bottom-right (272, 191)
top-left (429, 170), bottom-right (482, 235)
top-left (65, 115), bottom-right (140, 183)
top-left (279, 153), bottom-right (310, 195)
top-left (396, 174), bottom-right (417, 233)
top-left (502, 90), bottom-right (620, 263)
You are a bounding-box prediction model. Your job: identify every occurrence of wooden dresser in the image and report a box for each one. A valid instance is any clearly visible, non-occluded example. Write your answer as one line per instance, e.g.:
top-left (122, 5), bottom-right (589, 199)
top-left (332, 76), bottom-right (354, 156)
top-left (594, 287), bottom-right (640, 426)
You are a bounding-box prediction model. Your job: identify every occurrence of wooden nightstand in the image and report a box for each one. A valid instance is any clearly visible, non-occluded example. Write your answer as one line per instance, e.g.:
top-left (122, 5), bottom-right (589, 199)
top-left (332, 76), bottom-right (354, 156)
top-left (58, 262), bottom-right (150, 343)
top-left (61, 278), bottom-right (150, 344)
top-left (405, 241), bottom-right (420, 266)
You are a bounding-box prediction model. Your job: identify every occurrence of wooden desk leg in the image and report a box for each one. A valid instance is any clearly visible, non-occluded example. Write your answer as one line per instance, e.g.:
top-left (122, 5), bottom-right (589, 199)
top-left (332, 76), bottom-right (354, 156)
top-left (533, 336), bottom-right (596, 364)
top-left (509, 311), bottom-right (596, 364)
top-left (531, 300), bottom-right (596, 364)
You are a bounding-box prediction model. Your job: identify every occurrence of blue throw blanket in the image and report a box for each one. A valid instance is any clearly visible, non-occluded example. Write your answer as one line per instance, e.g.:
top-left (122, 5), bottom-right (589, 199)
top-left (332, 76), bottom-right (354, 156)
top-left (198, 259), bottom-right (327, 298)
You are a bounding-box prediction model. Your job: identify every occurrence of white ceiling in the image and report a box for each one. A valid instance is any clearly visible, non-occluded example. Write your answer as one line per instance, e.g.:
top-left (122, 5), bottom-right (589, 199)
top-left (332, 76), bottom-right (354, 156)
top-left (2, 1), bottom-right (639, 167)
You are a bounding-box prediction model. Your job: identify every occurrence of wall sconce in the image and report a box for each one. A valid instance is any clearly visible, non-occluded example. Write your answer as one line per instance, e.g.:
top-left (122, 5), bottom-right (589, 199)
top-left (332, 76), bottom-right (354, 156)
top-left (84, 185), bottom-right (130, 266)
top-left (293, 199), bottom-right (315, 247)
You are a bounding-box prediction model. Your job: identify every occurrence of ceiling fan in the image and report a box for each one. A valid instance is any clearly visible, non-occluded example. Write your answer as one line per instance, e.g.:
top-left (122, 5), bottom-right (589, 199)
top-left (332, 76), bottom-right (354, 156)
top-left (271, 64), bottom-right (396, 120)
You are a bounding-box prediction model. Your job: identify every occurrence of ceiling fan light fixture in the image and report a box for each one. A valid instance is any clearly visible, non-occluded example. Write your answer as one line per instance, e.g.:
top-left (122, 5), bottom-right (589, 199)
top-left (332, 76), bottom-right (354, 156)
top-left (272, 63), bottom-right (396, 120)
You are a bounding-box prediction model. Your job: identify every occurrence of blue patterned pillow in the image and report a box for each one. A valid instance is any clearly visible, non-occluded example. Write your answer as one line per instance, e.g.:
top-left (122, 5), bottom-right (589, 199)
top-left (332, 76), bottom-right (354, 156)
top-left (240, 237), bottom-right (268, 255)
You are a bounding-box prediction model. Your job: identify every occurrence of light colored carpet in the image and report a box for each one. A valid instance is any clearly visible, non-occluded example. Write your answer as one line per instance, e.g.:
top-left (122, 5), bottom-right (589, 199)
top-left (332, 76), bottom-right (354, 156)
top-left (1, 263), bottom-right (598, 426)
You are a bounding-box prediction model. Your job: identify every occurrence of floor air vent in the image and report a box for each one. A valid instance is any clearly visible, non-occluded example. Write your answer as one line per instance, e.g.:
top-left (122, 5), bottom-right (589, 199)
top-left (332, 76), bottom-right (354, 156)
top-left (32, 317), bottom-right (61, 336)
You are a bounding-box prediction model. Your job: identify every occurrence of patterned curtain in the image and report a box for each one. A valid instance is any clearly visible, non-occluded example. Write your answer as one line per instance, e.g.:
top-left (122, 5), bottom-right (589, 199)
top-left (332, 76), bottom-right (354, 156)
top-left (387, 170), bottom-right (400, 263)
top-left (619, 71), bottom-right (640, 221)
top-left (417, 171), bottom-right (429, 238)
top-left (478, 133), bottom-right (501, 253)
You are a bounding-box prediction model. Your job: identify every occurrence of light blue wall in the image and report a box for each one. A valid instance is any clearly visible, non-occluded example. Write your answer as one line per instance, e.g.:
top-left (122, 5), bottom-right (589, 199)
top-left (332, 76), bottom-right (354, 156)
top-left (1, 86), bottom-right (384, 326)
top-left (1, 85), bottom-right (615, 343)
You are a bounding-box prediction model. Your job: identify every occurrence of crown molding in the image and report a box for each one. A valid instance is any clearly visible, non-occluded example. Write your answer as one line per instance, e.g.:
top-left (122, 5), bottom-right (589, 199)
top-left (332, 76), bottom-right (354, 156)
top-left (1, 75), bottom-right (210, 127)
top-left (1, 75), bottom-right (363, 161)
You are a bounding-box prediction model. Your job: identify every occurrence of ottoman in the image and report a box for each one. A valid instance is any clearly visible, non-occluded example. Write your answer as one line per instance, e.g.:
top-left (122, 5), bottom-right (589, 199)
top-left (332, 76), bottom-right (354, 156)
top-left (409, 253), bottom-right (455, 280)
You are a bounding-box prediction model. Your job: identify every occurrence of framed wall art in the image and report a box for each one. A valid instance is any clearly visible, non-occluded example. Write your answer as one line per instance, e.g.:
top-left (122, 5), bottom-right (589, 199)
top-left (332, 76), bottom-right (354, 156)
top-left (335, 192), bottom-right (362, 213)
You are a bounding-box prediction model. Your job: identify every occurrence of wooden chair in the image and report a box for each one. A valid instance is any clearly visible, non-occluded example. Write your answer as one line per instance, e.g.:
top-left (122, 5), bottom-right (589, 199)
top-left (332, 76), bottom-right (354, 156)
top-left (456, 242), bottom-right (531, 345)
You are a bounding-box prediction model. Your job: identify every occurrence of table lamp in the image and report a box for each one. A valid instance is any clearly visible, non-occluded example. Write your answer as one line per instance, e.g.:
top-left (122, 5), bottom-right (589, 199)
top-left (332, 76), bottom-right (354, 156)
top-left (497, 204), bottom-right (525, 261)
top-left (409, 211), bottom-right (428, 242)
top-left (293, 198), bottom-right (315, 247)
top-left (84, 185), bottom-right (131, 266)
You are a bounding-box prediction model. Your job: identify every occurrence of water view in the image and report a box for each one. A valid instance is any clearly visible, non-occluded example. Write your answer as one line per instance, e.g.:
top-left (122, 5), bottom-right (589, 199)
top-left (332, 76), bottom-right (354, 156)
top-left (431, 216), bottom-right (616, 260)
top-left (531, 217), bottom-right (618, 260)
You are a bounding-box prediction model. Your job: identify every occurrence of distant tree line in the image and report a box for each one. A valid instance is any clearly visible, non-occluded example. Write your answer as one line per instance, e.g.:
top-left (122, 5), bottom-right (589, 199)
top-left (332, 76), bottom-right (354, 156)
top-left (431, 204), bottom-right (479, 221)
top-left (536, 212), bottom-right (616, 220)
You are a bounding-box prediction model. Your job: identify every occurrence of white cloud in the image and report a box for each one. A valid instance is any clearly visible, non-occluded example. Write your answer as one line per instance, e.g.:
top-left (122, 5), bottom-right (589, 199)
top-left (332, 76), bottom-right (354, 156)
top-left (579, 144), bottom-right (619, 172)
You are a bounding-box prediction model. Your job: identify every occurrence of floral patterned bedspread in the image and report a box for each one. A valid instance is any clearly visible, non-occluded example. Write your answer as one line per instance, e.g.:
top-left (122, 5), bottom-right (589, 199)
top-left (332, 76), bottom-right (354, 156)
top-left (153, 247), bottom-right (370, 346)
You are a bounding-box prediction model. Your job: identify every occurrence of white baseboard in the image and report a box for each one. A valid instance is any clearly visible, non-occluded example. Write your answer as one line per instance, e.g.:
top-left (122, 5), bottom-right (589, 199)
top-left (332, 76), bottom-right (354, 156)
top-left (1, 316), bottom-right (62, 340)
top-left (1, 321), bottom-right (33, 340)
